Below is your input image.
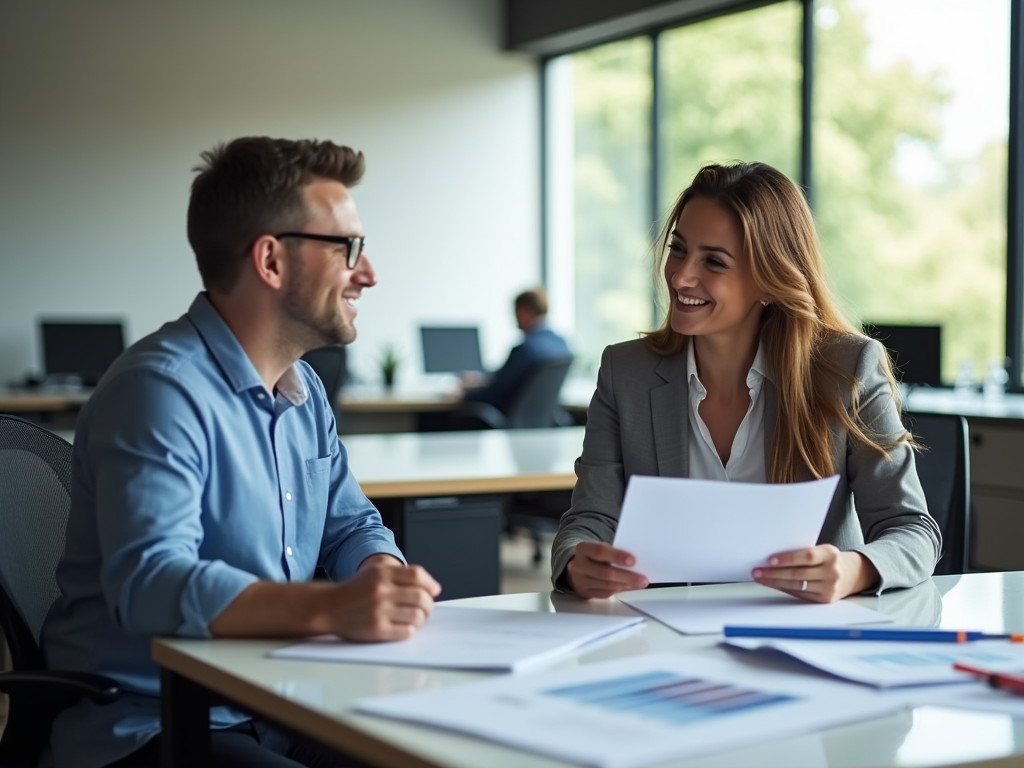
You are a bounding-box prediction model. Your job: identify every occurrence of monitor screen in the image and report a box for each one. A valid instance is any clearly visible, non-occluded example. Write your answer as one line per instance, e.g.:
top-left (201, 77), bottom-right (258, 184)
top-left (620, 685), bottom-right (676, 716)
top-left (863, 323), bottom-right (942, 387)
top-left (41, 320), bottom-right (126, 387)
top-left (420, 326), bottom-right (483, 373)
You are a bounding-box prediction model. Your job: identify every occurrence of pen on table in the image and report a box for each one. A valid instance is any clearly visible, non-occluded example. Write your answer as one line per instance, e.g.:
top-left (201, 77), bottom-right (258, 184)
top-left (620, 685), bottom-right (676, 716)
top-left (954, 662), bottom-right (1024, 695)
top-left (723, 626), bottom-right (1024, 643)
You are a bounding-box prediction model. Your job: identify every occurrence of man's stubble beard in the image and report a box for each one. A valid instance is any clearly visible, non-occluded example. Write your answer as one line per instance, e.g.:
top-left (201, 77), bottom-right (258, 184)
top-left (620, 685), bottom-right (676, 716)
top-left (282, 261), bottom-right (356, 350)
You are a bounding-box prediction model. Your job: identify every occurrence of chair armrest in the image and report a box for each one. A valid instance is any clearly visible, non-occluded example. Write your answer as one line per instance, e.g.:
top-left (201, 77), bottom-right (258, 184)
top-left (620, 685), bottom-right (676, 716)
top-left (0, 669), bottom-right (120, 705)
top-left (455, 401), bottom-right (508, 429)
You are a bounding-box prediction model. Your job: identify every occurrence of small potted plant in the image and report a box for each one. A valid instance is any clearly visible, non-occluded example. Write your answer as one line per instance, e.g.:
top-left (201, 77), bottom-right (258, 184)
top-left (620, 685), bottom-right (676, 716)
top-left (380, 344), bottom-right (400, 390)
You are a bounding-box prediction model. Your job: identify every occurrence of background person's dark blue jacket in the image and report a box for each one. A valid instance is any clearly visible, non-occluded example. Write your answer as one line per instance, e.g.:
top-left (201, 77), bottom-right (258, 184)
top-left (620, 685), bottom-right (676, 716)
top-left (463, 323), bottom-right (571, 414)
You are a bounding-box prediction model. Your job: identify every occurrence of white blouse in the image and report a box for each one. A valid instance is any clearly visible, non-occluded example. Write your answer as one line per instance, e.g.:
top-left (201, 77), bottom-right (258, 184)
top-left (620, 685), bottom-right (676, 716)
top-left (686, 338), bottom-right (768, 483)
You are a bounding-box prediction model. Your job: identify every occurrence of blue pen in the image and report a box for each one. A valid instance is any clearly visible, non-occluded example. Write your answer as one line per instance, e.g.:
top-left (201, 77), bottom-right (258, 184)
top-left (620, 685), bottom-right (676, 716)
top-left (723, 626), bottom-right (1024, 643)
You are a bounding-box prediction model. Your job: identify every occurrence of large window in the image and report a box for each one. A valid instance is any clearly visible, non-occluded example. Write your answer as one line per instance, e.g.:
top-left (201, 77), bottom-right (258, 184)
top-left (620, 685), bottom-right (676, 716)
top-left (546, 38), bottom-right (652, 374)
top-left (813, 0), bottom-right (1009, 382)
top-left (546, 0), bottom-right (1019, 387)
top-left (660, 2), bottom-right (801, 204)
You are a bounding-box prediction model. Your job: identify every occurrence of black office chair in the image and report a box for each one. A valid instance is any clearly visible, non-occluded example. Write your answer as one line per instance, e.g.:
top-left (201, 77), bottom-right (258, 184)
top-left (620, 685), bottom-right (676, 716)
top-left (0, 415), bottom-right (119, 766)
top-left (903, 412), bottom-right (971, 575)
top-left (301, 346), bottom-right (347, 425)
top-left (456, 356), bottom-right (574, 430)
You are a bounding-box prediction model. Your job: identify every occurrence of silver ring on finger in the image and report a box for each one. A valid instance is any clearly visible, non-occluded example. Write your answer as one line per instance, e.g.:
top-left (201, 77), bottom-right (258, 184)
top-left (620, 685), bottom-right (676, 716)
top-left (800, 579), bottom-right (808, 592)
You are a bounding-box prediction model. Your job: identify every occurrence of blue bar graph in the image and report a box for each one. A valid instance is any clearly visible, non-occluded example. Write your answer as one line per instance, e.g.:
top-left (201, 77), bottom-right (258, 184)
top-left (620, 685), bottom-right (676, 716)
top-left (544, 671), bottom-right (797, 726)
top-left (856, 649), bottom-right (1012, 669)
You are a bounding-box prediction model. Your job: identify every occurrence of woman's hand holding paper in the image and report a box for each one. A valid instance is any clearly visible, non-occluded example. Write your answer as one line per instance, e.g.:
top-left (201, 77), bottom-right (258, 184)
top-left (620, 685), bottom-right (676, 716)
top-left (566, 541), bottom-right (649, 599)
top-left (752, 544), bottom-right (880, 602)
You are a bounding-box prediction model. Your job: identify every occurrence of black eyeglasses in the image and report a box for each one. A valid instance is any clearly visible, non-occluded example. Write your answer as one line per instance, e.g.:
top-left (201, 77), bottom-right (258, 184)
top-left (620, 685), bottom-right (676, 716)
top-left (274, 232), bottom-right (365, 269)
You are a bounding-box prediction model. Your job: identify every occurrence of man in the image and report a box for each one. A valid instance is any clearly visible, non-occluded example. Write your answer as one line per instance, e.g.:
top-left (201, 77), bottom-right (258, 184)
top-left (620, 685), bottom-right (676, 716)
top-left (40, 137), bottom-right (440, 768)
top-left (462, 288), bottom-right (572, 416)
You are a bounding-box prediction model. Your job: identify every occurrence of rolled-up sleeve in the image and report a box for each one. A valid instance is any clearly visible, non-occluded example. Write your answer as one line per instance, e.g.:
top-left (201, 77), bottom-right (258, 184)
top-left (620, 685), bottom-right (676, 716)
top-left (90, 370), bottom-right (257, 638)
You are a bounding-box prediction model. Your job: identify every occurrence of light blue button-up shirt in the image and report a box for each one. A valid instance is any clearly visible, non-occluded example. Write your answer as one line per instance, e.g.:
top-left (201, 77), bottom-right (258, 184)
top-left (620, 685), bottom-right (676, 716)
top-left (40, 293), bottom-right (404, 768)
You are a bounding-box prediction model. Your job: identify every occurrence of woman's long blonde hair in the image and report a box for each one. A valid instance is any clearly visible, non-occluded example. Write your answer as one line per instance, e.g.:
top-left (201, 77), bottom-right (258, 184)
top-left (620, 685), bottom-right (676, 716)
top-left (645, 162), bottom-right (906, 482)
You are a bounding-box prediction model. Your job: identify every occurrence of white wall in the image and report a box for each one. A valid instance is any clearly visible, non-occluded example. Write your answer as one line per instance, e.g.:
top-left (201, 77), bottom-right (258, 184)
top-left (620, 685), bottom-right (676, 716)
top-left (0, 0), bottom-right (541, 386)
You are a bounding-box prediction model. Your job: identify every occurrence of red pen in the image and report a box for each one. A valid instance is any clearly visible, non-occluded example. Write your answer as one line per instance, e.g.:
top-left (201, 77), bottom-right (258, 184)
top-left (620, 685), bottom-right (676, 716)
top-left (954, 662), bottom-right (1024, 695)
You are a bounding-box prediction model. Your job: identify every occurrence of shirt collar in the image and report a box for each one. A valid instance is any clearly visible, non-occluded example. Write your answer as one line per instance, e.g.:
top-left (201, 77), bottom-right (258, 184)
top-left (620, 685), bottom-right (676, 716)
top-left (686, 336), bottom-right (769, 393)
top-left (186, 292), bottom-right (308, 405)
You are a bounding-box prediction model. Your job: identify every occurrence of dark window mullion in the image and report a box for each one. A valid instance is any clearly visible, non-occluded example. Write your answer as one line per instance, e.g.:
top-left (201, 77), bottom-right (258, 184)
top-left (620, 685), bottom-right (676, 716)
top-left (800, 0), bottom-right (814, 208)
top-left (1008, 0), bottom-right (1024, 390)
top-left (650, 31), bottom-right (663, 327)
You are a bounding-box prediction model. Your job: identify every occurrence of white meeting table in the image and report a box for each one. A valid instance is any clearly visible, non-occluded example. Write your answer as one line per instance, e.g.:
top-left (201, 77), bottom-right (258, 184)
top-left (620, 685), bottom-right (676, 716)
top-left (155, 571), bottom-right (1024, 768)
top-left (339, 427), bottom-right (583, 600)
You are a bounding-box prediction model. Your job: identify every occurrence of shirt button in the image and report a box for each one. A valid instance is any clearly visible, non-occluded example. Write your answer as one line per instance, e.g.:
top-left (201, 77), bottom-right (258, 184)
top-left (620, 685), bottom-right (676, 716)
top-left (257, 393), bottom-right (266, 400)
top-left (285, 492), bottom-right (293, 501)
top-left (286, 547), bottom-right (294, 557)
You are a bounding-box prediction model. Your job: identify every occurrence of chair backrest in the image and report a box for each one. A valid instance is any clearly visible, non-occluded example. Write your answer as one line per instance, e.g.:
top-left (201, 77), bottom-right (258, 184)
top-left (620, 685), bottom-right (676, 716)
top-left (0, 415), bottom-right (73, 671)
top-left (903, 412), bottom-right (971, 575)
top-left (504, 356), bottom-right (574, 429)
top-left (301, 345), bottom-right (347, 401)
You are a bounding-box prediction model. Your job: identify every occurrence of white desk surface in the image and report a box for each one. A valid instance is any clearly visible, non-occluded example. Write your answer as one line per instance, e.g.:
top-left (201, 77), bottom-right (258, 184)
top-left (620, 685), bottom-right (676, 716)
top-left (154, 572), bottom-right (1024, 768)
top-left (905, 388), bottom-right (1024, 421)
top-left (41, 426), bottom-right (584, 498)
top-left (342, 427), bottom-right (583, 498)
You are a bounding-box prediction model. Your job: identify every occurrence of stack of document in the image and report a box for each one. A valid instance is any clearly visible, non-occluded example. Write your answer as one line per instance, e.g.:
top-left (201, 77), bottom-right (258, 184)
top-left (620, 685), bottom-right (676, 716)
top-left (620, 591), bottom-right (891, 635)
top-left (271, 606), bottom-right (644, 672)
top-left (357, 652), bottom-right (899, 768)
top-left (724, 636), bottom-right (1024, 688)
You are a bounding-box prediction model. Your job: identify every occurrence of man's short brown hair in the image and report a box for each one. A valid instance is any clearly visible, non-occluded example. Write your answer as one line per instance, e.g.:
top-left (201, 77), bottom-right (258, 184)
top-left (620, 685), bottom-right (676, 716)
top-left (514, 288), bottom-right (548, 316)
top-left (187, 137), bottom-right (365, 293)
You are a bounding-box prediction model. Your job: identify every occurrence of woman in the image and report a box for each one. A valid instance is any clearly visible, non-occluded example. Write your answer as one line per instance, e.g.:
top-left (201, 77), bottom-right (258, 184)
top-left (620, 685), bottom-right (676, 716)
top-left (552, 162), bottom-right (940, 602)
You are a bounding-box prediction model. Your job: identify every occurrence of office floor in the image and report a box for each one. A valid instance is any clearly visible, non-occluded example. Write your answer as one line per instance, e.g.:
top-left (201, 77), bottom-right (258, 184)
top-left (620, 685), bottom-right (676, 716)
top-left (0, 536), bottom-right (554, 741)
top-left (499, 530), bottom-right (555, 595)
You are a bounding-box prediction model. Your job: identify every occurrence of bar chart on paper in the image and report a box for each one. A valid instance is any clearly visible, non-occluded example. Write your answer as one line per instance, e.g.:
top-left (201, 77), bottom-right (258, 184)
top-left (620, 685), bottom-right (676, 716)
top-left (857, 648), bottom-right (1011, 670)
top-left (544, 670), bottom-right (797, 725)
top-left (358, 653), bottom-right (895, 768)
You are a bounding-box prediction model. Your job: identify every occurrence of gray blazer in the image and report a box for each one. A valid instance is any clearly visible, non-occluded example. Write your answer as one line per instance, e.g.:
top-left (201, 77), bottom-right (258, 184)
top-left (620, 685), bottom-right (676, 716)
top-left (551, 335), bottom-right (941, 592)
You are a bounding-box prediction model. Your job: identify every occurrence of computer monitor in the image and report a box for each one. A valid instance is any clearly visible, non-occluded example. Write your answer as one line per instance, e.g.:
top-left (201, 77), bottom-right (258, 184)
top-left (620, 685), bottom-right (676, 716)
top-left (420, 326), bottom-right (483, 373)
top-left (40, 319), bottom-right (126, 387)
top-left (863, 323), bottom-right (942, 387)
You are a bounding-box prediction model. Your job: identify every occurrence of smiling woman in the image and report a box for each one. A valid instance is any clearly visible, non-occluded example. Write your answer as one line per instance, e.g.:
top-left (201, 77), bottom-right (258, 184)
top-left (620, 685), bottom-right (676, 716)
top-left (552, 161), bottom-right (942, 605)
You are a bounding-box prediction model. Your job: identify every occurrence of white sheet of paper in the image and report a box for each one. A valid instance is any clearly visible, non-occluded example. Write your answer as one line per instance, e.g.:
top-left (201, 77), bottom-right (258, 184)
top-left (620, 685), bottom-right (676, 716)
top-left (723, 637), bottom-right (1024, 687)
top-left (618, 591), bottom-right (891, 635)
top-left (899, 682), bottom-right (1024, 718)
top-left (270, 606), bottom-right (645, 672)
top-left (611, 475), bottom-right (840, 583)
top-left (357, 651), bottom-right (898, 768)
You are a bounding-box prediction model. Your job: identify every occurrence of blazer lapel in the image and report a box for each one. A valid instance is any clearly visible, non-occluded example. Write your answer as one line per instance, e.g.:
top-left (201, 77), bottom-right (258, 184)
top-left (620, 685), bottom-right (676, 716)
top-left (763, 377), bottom-right (777, 461)
top-left (651, 353), bottom-right (689, 478)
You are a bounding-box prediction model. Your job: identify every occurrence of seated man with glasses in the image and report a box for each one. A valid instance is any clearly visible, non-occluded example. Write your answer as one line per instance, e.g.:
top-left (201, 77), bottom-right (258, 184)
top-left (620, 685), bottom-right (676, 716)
top-left (40, 137), bottom-right (440, 768)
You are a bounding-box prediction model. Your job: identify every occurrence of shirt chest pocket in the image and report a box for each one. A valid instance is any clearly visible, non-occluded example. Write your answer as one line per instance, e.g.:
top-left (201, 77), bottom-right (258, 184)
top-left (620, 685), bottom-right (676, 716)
top-left (304, 456), bottom-right (332, 510)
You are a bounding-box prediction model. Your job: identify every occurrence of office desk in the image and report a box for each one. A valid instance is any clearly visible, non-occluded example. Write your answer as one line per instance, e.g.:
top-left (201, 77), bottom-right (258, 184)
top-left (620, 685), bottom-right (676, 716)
top-left (905, 388), bottom-right (1024, 423)
top-left (338, 383), bottom-right (592, 434)
top-left (344, 428), bottom-right (582, 599)
top-left (154, 571), bottom-right (1024, 768)
top-left (0, 387), bottom-right (91, 413)
top-left (903, 389), bottom-right (1024, 571)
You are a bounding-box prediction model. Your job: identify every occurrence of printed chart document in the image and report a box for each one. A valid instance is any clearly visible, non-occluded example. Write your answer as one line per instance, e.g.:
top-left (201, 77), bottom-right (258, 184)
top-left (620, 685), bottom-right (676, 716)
top-left (619, 589), bottom-right (891, 635)
top-left (612, 475), bottom-right (840, 583)
top-left (357, 652), bottom-right (898, 768)
top-left (271, 606), bottom-right (644, 672)
top-left (724, 637), bottom-right (1024, 687)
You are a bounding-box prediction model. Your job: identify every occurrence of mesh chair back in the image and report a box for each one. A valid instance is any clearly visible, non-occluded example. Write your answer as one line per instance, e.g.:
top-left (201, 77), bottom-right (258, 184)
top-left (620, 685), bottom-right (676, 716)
top-left (504, 356), bottom-right (573, 429)
top-left (0, 415), bottom-right (72, 669)
top-left (904, 412), bottom-right (971, 575)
